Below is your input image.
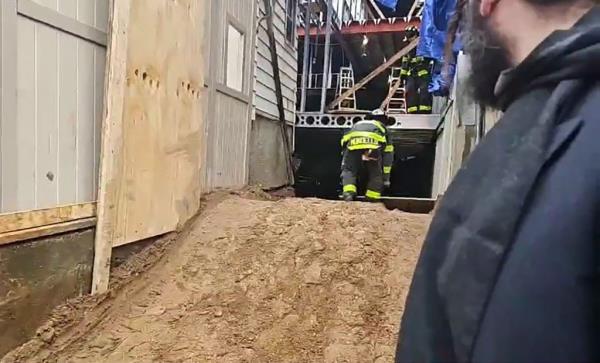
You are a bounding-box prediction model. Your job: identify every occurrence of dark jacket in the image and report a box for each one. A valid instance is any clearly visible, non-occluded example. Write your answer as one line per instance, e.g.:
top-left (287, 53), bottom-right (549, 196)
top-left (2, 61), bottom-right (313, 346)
top-left (396, 7), bottom-right (600, 363)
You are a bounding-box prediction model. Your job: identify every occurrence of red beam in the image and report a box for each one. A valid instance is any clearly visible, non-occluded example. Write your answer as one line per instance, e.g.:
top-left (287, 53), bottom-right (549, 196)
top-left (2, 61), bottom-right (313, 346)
top-left (298, 18), bottom-right (421, 37)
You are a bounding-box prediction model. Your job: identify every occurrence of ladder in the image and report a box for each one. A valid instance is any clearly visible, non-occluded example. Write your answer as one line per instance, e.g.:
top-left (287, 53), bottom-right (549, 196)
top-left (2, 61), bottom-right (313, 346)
top-left (384, 67), bottom-right (407, 113)
top-left (336, 67), bottom-right (357, 111)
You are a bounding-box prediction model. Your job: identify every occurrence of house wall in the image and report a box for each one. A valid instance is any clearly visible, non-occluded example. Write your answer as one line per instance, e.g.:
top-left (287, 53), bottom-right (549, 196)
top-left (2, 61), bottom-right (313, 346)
top-left (203, 0), bottom-right (258, 190)
top-left (1, 0), bottom-right (108, 213)
top-left (0, 1), bottom-right (108, 356)
top-left (254, 0), bottom-right (297, 124)
top-left (249, 0), bottom-right (297, 188)
top-left (431, 53), bottom-right (502, 198)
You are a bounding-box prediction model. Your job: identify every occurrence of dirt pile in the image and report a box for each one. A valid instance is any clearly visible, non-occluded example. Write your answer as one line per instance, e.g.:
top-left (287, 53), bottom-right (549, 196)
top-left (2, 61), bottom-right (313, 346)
top-left (3, 196), bottom-right (430, 363)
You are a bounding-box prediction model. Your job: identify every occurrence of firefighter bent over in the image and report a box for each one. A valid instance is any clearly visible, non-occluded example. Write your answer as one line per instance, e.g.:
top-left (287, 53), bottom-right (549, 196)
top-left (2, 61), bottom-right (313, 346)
top-left (341, 109), bottom-right (394, 202)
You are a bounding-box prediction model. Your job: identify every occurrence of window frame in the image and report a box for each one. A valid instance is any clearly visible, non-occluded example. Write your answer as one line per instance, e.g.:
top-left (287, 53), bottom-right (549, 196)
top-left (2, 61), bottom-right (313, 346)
top-left (284, 0), bottom-right (298, 47)
top-left (223, 17), bottom-right (247, 93)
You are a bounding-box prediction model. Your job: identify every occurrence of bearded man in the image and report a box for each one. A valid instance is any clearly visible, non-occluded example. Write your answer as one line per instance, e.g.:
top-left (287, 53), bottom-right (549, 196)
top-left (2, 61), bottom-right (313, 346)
top-left (396, 1), bottom-right (600, 362)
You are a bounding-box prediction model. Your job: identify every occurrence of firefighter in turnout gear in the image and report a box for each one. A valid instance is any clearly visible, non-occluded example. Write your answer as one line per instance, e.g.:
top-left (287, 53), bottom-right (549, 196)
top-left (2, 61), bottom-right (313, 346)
top-left (340, 109), bottom-right (395, 202)
top-left (406, 56), bottom-right (434, 114)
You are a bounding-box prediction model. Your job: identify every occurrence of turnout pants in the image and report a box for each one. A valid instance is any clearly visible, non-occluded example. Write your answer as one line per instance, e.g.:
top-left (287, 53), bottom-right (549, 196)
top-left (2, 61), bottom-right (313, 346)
top-left (341, 149), bottom-right (383, 200)
top-left (406, 74), bottom-right (432, 114)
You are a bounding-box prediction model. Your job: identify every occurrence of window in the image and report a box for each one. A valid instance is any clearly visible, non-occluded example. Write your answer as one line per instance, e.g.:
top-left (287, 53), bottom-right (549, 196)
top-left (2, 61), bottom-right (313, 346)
top-left (285, 0), bottom-right (297, 43)
top-left (225, 24), bottom-right (245, 92)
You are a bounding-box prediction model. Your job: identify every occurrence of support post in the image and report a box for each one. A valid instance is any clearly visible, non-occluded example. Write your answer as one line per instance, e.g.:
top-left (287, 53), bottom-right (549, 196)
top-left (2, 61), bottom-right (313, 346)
top-left (92, 0), bottom-right (131, 294)
top-left (319, 0), bottom-right (333, 113)
top-left (300, 0), bottom-right (311, 112)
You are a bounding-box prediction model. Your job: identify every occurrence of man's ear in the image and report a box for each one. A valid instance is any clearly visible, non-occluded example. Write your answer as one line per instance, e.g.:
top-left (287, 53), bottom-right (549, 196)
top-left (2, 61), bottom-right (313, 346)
top-left (480, 0), bottom-right (500, 17)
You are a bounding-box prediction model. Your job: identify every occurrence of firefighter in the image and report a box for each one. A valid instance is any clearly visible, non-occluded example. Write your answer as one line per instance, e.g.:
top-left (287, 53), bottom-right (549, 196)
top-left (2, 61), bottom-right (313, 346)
top-left (340, 109), bottom-right (395, 202)
top-left (416, 57), bottom-right (434, 114)
top-left (400, 55), bottom-right (410, 82)
top-left (406, 56), bottom-right (434, 114)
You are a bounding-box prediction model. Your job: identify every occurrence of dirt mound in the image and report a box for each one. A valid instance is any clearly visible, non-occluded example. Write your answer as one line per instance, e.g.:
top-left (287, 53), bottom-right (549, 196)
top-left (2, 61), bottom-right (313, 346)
top-left (3, 196), bottom-right (430, 363)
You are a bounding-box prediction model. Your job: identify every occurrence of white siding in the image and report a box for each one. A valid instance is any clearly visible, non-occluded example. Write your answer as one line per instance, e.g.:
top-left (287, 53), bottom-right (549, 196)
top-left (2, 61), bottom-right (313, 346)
top-left (204, 0), bottom-right (257, 190)
top-left (1, 0), bottom-right (108, 212)
top-left (254, 0), bottom-right (298, 123)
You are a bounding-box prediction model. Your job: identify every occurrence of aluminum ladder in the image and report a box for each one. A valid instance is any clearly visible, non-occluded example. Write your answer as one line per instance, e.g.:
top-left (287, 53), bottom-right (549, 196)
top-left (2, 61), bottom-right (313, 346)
top-left (336, 67), bottom-right (357, 111)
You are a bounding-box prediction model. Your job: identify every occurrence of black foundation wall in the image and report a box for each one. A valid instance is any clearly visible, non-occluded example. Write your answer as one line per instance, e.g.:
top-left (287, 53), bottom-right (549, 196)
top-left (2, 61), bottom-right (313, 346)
top-left (0, 229), bottom-right (95, 357)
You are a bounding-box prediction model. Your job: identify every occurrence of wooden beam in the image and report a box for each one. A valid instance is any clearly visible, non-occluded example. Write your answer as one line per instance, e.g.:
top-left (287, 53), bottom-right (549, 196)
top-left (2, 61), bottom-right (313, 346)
top-left (0, 203), bottom-right (96, 233)
top-left (381, 78), bottom-right (403, 110)
top-left (327, 37), bottom-right (419, 111)
top-left (92, 0), bottom-right (131, 295)
top-left (262, 0), bottom-right (295, 185)
top-left (0, 218), bottom-right (96, 246)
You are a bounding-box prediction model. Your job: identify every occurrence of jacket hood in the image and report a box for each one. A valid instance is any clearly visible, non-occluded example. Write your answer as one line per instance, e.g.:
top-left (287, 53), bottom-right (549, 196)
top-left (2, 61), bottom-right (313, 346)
top-left (495, 6), bottom-right (600, 109)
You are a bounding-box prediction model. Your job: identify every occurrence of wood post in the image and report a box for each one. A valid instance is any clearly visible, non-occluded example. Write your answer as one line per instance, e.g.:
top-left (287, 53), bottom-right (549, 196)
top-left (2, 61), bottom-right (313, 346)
top-left (262, 0), bottom-right (295, 185)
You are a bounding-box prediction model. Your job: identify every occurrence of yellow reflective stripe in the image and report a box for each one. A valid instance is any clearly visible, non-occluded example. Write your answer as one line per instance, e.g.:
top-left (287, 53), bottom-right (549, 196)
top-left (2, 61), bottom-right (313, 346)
top-left (343, 184), bottom-right (357, 193)
top-left (341, 131), bottom-right (386, 144)
top-left (366, 190), bottom-right (381, 199)
top-left (418, 70), bottom-right (429, 77)
top-left (383, 166), bottom-right (392, 174)
top-left (355, 120), bottom-right (386, 134)
top-left (407, 106), bottom-right (418, 113)
top-left (347, 144), bottom-right (381, 151)
top-left (384, 144), bottom-right (394, 153)
top-left (419, 105), bottom-right (432, 111)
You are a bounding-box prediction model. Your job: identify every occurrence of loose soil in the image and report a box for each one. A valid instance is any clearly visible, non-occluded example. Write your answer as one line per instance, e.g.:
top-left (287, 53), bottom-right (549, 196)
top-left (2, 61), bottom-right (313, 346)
top-left (3, 195), bottom-right (430, 363)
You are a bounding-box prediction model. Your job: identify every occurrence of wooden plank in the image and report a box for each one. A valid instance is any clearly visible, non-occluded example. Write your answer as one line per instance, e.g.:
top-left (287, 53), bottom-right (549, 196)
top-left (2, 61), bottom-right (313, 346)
top-left (18, 0), bottom-right (107, 46)
top-left (93, 0), bottom-right (206, 293)
top-left (0, 217), bottom-right (96, 246)
top-left (92, 0), bottom-right (130, 294)
top-left (0, 202), bottom-right (96, 233)
top-left (381, 78), bottom-right (403, 110)
top-left (327, 37), bottom-right (419, 111)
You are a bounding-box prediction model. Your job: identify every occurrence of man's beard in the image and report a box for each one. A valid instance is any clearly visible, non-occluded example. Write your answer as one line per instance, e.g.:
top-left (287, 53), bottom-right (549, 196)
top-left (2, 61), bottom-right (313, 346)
top-left (462, 1), bottom-right (512, 108)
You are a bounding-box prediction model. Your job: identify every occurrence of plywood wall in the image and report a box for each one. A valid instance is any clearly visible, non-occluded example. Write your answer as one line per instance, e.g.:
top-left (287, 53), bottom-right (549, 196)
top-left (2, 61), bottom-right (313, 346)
top-left (93, 0), bottom-right (206, 292)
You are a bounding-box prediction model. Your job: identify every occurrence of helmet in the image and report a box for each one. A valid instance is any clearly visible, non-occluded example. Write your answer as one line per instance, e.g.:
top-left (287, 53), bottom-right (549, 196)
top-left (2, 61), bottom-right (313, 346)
top-left (371, 108), bottom-right (385, 117)
top-left (369, 109), bottom-right (392, 125)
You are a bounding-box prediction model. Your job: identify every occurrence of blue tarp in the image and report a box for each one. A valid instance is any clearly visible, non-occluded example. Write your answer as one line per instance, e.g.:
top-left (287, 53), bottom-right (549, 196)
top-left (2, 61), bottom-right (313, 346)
top-left (416, 0), bottom-right (461, 95)
top-left (375, 0), bottom-right (399, 9)
top-left (416, 0), bottom-right (457, 61)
